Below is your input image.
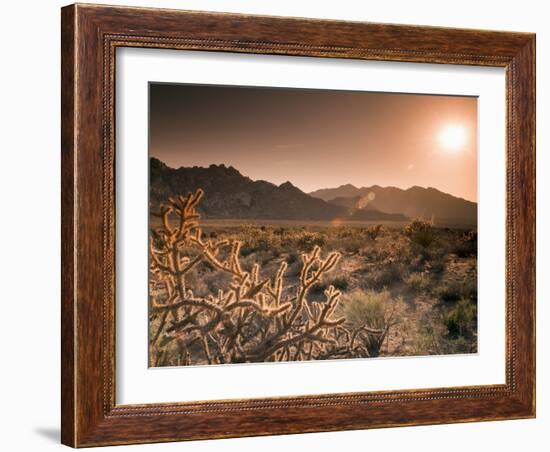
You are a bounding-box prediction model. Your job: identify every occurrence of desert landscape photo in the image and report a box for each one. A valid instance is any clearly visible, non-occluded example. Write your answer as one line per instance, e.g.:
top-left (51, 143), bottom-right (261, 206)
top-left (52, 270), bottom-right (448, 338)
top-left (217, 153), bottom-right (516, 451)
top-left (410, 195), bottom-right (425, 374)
top-left (148, 83), bottom-right (478, 367)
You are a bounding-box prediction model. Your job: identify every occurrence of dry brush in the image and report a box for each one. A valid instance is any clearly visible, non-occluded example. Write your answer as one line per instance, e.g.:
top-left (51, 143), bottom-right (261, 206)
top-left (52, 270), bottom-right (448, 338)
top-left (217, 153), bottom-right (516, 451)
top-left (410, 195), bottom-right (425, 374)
top-left (149, 189), bottom-right (392, 366)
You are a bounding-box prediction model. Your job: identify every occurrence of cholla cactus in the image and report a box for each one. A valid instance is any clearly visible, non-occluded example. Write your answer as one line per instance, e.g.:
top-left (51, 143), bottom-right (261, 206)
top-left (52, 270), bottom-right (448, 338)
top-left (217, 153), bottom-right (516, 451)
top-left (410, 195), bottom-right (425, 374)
top-left (149, 189), bottom-right (388, 366)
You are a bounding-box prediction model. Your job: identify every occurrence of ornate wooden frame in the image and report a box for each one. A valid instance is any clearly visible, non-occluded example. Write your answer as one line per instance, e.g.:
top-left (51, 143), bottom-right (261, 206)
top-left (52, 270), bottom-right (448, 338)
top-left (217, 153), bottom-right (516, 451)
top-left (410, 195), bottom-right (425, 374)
top-left (61, 3), bottom-right (535, 447)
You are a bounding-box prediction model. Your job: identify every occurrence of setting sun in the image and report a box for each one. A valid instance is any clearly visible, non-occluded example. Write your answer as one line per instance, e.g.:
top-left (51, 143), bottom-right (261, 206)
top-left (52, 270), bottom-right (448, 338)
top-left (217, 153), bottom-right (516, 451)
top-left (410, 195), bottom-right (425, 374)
top-left (439, 124), bottom-right (467, 153)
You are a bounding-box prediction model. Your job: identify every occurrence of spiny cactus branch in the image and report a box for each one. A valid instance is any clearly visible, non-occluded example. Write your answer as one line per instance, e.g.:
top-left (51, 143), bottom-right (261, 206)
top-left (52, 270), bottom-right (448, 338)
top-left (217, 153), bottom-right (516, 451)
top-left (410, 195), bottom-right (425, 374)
top-left (149, 189), bottom-right (388, 365)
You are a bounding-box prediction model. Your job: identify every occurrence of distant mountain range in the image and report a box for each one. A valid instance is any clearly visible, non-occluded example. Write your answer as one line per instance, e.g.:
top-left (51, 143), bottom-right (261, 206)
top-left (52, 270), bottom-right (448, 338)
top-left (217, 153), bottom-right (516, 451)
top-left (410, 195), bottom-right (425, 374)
top-left (150, 158), bottom-right (477, 225)
top-left (309, 184), bottom-right (477, 226)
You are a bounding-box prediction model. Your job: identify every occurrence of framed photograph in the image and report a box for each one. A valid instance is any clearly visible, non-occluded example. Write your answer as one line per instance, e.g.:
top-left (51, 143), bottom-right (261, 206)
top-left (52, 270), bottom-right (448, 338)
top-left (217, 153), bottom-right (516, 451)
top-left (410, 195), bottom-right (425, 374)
top-left (61, 4), bottom-right (535, 447)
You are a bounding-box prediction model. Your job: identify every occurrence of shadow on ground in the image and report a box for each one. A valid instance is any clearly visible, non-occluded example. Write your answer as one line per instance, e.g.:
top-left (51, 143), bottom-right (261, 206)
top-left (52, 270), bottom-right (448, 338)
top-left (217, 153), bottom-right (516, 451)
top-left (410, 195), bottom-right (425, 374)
top-left (34, 427), bottom-right (59, 443)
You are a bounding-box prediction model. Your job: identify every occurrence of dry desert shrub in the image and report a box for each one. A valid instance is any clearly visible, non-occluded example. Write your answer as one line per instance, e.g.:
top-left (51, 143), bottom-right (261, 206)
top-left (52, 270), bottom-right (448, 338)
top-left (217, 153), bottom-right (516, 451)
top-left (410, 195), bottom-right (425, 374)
top-left (404, 219), bottom-right (436, 249)
top-left (366, 224), bottom-right (383, 241)
top-left (405, 272), bottom-right (431, 293)
top-left (336, 289), bottom-right (400, 357)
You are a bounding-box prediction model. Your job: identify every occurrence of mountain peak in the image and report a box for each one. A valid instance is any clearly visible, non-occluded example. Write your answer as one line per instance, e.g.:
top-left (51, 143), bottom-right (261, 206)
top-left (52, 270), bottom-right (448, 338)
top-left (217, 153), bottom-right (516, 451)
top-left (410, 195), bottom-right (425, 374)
top-left (340, 183), bottom-right (358, 190)
top-left (279, 181), bottom-right (297, 190)
top-left (208, 163), bottom-right (240, 174)
top-left (150, 156), bottom-right (168, 170)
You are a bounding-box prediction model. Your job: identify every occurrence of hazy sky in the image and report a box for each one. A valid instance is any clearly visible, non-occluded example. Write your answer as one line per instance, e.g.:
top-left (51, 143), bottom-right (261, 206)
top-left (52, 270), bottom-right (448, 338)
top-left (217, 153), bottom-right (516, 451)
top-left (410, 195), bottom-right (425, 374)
top-left (150, 83), bottom-right (477, 202)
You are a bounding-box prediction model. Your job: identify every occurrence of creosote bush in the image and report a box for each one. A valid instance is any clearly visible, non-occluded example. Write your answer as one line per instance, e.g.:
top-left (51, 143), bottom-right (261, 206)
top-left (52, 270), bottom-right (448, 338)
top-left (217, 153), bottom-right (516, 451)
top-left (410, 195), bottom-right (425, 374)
top-left (451, 230), bottom-right (478, 258)
top-left (436, 277), bottom-right (477, 304)
top-left (404, 219), bottom-right (436, 249)
top-left (443, 298), bottom-right (477, 338)
top-left (361, 261), bottom-right (404, 290)
top-left (149, 189), bottom-right (390, 366)
top-left (311, 274), bottom-right (349, 297)
top-left (296, 231), bottom-right (327, 252)
top-left (366, 224), bottom-right (383, 241)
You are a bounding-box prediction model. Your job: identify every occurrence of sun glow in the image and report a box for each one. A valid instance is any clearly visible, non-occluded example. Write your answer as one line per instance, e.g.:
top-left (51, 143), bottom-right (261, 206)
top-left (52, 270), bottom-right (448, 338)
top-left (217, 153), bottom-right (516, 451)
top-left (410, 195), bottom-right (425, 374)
top-left (439, 124), bottom-right (467, 153)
